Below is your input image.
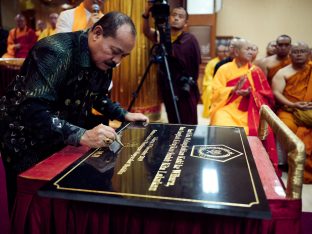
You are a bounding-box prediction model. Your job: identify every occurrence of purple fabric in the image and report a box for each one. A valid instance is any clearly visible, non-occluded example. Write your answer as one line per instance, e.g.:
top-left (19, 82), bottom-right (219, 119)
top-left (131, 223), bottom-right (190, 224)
top-left (0, 155), bottom-right (10, 234)
top-left (301, 212), bottom-right (312, 234)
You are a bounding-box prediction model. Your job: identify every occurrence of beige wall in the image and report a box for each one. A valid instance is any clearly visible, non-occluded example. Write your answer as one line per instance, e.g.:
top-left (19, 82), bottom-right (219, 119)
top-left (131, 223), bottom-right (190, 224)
top-left (1, 0), bottom-right (20, 29)
top-left (216, 0), bottom-right (312, 58)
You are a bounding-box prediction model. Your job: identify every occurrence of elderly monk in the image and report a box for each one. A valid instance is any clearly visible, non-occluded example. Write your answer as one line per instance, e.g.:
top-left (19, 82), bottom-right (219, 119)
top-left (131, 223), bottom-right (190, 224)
top-left (272, 42), bottom-right (312, 183)
top-left (2, 14), bottom-right (37, 58)
top-left (210, 39), bottom-right (278, 170)
top-left (258, 35), bottom-right (292, 85)
top-left (213, 38), bottom-right (239, 76)
top-left (202, 44), bottom-right (227, 118)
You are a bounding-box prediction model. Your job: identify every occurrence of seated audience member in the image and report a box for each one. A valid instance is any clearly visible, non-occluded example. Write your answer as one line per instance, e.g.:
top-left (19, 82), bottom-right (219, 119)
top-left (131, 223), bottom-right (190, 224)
top-left (258, 35), bottom-right (292, 85)
top-left (2, 14), bottom-right (37, 58)
top-left (0, 12), bottom-right (148, 211)
top-left (202, 44), bottom-right (227, 118)
top-left (251, 43), bottom-right (259, 63)
top-left (38, 13), bottom-right (59, 40)
top-left (56, 0), bottom-right (104, 32)
top-left (272, 42), bottom-right (312, 183)
top-left (254, 40), bottom-right (276, 67)
top-left (0, 25), bottom-right (9, 57)
top-left (213, 37), bottom-right (239, 76)
top-left (266, 40), bottom-right (277, 57)
top-left (35, 19), bottom-right (46, 37)
top-left (209, 39), bottom-right (278, 169)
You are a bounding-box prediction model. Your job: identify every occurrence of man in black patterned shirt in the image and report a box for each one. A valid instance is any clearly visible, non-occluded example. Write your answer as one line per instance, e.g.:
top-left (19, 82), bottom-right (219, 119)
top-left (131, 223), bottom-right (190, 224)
top-left (0, 12), bottom-right (148, 211)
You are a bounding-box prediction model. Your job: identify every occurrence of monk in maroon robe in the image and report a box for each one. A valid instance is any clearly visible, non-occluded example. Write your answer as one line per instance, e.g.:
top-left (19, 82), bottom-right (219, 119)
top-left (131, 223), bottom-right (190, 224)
top-left (2, 14), bottom-right (37, 58)
top-left (143, 6), bottom-right (201, 124)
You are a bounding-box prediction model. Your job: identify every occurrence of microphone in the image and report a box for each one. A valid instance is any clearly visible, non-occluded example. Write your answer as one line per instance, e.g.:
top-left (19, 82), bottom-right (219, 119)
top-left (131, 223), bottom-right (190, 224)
top-left (92, 2), bottom-right (100, 13)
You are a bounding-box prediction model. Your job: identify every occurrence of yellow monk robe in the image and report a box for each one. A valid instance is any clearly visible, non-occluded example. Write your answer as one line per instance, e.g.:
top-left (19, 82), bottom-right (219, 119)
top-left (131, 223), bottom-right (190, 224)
top-left (210, 61), bottom-right (251, 134)
top-left (37, 27), bottom-right (56, 41)
top-left (210, 60), bottom-right (278, 170)
top-left (267, 57), bottom-right (291, 85)
top-left (277, 63), bottom-right (312, 183)
top-left (202, 57), bottom-right (220, 118)
top-left (72, 3), bottom-right (104, 32)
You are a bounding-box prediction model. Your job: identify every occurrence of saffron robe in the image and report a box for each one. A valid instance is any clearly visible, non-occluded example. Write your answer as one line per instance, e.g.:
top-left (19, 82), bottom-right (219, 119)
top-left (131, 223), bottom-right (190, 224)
top-left (2, 27), bottom-right (37, 58)
top-left (202, 57), bottom-right (220, 118)
top-left (210, 60), bottom-right (278, 169)
top-left (277, 63), bottom-right (312, 183)
top-left (267, 57), bottom-right (291, 85)
top-left (37, 27), bottom-right (56, 41)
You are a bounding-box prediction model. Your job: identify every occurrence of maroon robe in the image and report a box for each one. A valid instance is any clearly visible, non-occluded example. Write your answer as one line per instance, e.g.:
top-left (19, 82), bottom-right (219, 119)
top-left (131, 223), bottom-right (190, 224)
top-left (159, 32), bottom-right (201, 124)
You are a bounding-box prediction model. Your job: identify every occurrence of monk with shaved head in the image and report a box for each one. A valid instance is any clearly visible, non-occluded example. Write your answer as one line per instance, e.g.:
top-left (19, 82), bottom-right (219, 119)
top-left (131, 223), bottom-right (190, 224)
top-left (209, 38), bottom-right (278, 170)
top-left (272, 42), bottom-right (312, 183)
top-left (258, 35), bottom-right (292, 85)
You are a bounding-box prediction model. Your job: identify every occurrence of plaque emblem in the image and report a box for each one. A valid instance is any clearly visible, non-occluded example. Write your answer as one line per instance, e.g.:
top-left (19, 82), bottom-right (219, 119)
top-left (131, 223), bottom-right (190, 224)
top-left (191, 145), bottom-right (243, 162)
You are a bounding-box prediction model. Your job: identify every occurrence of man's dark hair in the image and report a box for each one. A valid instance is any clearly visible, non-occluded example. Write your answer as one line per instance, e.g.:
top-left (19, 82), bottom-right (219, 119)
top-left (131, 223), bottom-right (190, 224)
top-left (92, 11), bottom-right (136, 38)
top-left (276, 34), bottom-right (292, 44)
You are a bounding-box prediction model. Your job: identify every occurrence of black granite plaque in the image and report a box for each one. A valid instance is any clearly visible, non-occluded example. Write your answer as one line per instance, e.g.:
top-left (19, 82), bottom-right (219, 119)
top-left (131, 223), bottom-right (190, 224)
top-left (39, 123), bottom-right (271, 219)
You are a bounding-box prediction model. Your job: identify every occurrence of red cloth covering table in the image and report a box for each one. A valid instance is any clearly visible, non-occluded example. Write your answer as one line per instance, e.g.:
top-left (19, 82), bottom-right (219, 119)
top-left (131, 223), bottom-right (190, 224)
top-left (0, 155), bottom-right (10, 234)
top-left (9, 137), bottom-right (302, 234)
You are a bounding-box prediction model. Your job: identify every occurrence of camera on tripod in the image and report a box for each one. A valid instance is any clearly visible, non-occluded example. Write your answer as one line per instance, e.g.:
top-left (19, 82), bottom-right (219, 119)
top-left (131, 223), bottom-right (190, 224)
top-left (147, 0), bottom-right (172, 54)
top-left (148, 0), bottom-right (170, 24)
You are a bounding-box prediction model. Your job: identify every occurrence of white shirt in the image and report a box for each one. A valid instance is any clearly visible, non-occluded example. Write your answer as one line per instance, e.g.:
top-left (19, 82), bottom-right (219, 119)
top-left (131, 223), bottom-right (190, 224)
top-left (56, 7), bottom-right (92, 33)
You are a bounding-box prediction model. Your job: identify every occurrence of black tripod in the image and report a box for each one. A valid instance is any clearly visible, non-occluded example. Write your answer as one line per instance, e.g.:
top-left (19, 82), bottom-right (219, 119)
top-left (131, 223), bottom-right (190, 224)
top-left (127, 43), bottom-right (181, 124)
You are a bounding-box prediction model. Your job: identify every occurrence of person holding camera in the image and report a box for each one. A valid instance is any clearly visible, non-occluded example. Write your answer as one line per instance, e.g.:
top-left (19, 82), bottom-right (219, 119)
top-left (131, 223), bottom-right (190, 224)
top-left (142, 5), bottom-right (201, 124)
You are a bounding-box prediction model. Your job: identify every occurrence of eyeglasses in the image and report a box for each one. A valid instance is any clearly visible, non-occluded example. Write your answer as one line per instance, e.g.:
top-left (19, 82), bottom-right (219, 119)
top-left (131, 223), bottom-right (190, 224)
top-left (291, 49), bottom-right (309, 55)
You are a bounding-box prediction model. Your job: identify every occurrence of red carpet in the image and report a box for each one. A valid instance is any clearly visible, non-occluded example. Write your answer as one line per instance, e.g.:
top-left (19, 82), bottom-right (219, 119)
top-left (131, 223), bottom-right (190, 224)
top-left (302, 212), bottom-right (312, 234)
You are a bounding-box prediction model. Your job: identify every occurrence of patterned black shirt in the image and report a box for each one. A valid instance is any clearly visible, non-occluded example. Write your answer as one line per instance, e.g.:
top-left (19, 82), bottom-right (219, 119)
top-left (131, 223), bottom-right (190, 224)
top-left (0, 30), bottom-right (127, 172)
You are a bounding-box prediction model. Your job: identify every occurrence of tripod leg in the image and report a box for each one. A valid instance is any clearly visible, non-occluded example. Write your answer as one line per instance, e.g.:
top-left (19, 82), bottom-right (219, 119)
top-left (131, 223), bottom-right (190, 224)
top-left (127, 59), bottom-right (154, 112)
top-left (162, 50), bottom-right (181, 124)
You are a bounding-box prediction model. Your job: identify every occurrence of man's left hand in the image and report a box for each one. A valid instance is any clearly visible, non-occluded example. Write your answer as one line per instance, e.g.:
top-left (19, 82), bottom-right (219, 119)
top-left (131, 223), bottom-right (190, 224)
top-left (125, 112), bottom-right (149, 123)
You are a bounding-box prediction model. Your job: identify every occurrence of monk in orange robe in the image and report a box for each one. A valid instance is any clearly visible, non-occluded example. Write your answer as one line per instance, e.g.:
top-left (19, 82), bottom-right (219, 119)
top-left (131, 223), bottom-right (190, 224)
top-left (2, 14), bottom-right (37, 58)
top-left (257, 35), bottom-right (292, 85)
top-left (272, 42), bottom-right (312, 183)
top-left (210, 39), bottom-right (278, 170)
top-left (202, 44), bottom-right (227, 118)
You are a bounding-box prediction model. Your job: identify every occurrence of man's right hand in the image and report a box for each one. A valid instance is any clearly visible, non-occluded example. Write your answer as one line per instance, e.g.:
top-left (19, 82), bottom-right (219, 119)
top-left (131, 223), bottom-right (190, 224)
top-left (79, 123), bottom-right (117, 148)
